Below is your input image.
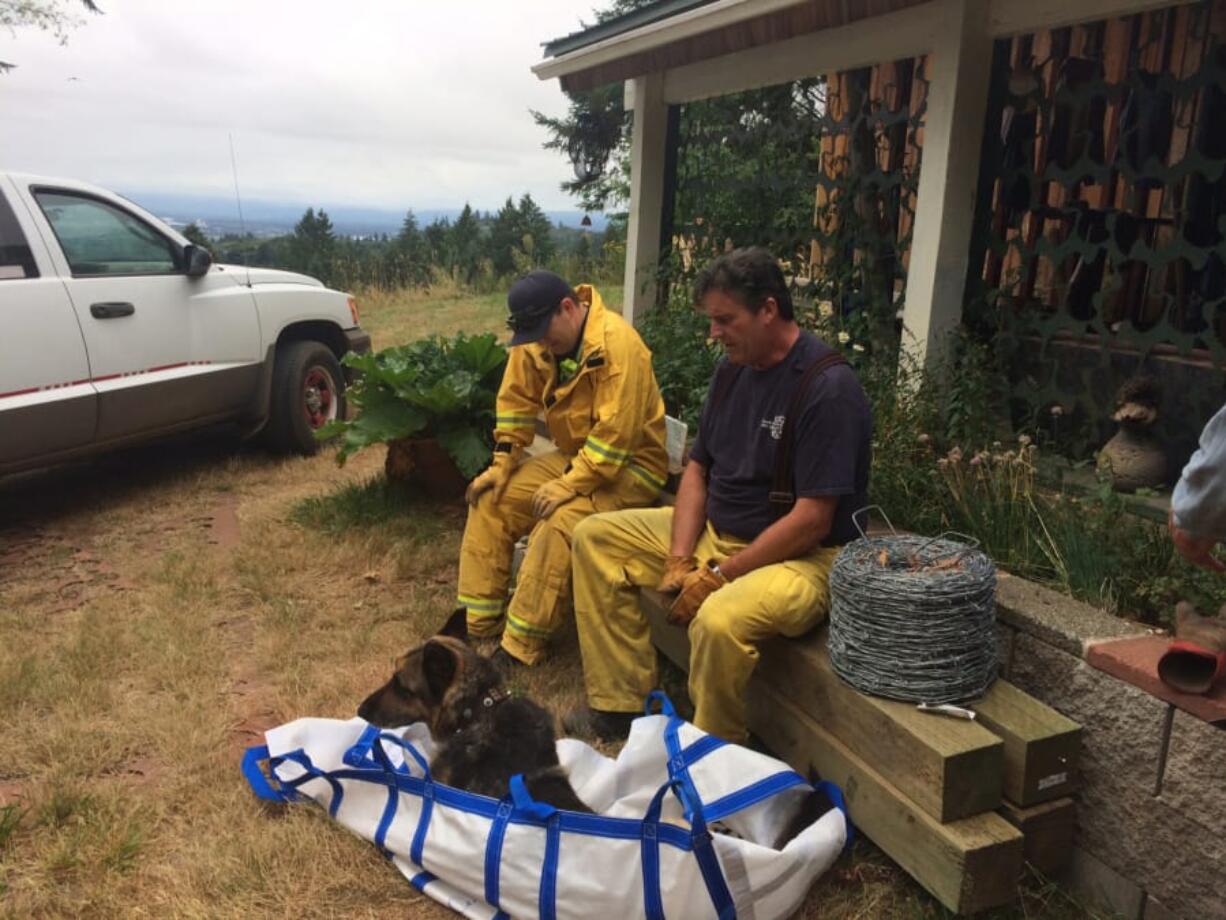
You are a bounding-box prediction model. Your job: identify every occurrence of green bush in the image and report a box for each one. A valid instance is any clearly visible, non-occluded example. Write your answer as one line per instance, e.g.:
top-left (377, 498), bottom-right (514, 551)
top-left (643, 295), bottom-right (1224, 626)
top-left (319, 332), bottom-right (507, 479)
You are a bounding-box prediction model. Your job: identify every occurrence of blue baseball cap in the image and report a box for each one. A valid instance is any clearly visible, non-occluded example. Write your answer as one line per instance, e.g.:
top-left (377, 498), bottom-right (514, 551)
top-left (506, 271), bottom-right (574, 345)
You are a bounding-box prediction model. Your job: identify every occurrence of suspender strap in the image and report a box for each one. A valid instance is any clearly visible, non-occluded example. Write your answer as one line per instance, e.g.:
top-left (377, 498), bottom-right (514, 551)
top-left (769, 351), bottom-right (848, 518)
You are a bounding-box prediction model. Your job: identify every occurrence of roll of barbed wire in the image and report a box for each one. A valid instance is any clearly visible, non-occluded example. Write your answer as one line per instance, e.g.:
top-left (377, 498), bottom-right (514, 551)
top-left (827, 529), bottom-right (998, 705)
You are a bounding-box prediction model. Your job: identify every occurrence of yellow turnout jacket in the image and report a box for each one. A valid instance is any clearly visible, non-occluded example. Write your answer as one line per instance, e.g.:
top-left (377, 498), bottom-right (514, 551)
top-left (493, 285), bottom-right (668, 495)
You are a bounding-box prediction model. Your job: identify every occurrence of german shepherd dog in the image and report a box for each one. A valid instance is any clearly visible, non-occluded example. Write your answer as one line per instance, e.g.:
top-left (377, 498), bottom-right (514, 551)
top-left (357, 609), bottom-right (591, 813)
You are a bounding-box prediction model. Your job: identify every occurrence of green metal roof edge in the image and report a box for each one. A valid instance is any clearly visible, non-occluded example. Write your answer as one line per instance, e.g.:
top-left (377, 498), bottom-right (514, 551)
top-left (542, 0), bottom-right (722, 60)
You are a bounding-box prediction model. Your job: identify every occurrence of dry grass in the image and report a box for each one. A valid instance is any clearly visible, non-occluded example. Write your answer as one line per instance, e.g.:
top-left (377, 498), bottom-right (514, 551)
top-left (0, 284), bottom-right (1104, 919)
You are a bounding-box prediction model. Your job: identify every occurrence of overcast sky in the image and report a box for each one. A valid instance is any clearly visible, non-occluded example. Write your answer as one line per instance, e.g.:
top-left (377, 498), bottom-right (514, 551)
top-left (1, 1), bottom-right (600, 211)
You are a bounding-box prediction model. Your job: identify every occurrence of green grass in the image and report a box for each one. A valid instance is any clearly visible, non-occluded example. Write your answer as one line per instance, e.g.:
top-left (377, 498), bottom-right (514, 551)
top-left (290, 475), bottom-right (449, 543)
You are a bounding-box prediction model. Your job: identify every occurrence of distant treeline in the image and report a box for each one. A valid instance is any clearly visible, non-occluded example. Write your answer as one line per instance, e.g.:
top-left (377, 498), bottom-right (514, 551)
top-left (185, 193), bottom-right (623, 292)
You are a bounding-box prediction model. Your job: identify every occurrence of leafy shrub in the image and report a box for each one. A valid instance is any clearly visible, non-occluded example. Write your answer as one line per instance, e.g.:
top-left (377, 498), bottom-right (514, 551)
top-left (319, 332), bottom-right (507, 479)
top-left (637, 300), bottom-right (720, 431)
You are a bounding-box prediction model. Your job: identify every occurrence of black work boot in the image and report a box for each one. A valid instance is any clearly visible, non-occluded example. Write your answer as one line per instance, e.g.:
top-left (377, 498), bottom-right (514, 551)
top-left (489, 646), bottom-right (524, 676)
top-left (562, 705), bottom-right (635, 742)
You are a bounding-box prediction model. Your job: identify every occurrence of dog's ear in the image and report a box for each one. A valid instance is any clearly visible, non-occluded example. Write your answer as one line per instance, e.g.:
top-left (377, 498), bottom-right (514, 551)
top-left (422, 639), bottom-right (459, 702)
top-left (438, 607), bottom-right (469, 643)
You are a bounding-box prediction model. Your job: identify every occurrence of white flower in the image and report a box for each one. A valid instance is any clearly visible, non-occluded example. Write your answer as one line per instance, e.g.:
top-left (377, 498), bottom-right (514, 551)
top-left (851, 343), bottom-right (865, 352)
top-left (818, 300), bottom-right (835, 318)
top-left (837, 330), bottom-right (851, 344)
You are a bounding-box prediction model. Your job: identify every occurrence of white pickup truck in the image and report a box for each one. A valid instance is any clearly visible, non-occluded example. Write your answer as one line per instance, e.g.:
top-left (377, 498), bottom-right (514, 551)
top-left (0, 172), bottom-right (371, 475)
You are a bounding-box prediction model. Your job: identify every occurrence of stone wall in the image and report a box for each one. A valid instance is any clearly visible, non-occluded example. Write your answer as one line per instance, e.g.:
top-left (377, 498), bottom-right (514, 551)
top-left (995, 573), bottom-right (1226, 920)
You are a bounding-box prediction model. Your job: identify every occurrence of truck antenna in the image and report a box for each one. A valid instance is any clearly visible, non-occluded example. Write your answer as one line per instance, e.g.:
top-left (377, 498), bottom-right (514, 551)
top-left (228, 132), bottom-right (251, 287)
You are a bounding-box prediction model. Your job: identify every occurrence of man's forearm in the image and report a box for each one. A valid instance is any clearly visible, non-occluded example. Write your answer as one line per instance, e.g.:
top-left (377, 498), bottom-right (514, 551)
top-left (720, 497), bottom-right (835, 580)
top-left (670, 461), bottom-right (708, 556)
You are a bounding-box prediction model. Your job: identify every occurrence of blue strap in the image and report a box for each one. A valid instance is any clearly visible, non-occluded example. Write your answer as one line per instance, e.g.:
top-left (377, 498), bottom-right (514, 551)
top-left (484, 800), bottom-right (514, 910)
top-left (509, 774), bottom-right (559, 822)
top-left (816, 779), bottom-right (855, 852)
top-left (374, 784), bottom-right (398, 856)
top-left (409, 870), bottom-right (435, 891)
top-left (344, 726), bottom-right (431, 779)
top-left (410, 782), bottom-right (434, 865)
top-left (680, 732), bottom-right (725, 768)
top-left (539, 813), bottom-right (561, 920)
top-left (275, 749), bottom-right (344, 818)
top-left (703, 770), bottom-right (809, 823)
top-left (643, 689), bottom-right (677, 717)
top-left (241, 745), bottom-right (289, 803)
top-left (641, 780), bottom-right (684, 920)
top-left (664, 715), bottom-right (701, 823)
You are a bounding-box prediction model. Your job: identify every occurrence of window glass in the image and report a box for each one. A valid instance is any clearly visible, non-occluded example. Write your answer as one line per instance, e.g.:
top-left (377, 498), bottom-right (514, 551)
top-left (34, 190), bottom-right (179, 276)
top-left (0, 190), bottom-right (38, 280)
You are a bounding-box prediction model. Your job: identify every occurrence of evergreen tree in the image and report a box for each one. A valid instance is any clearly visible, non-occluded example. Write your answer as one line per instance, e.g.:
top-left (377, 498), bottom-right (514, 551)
top-left (424, 217), bottom-right (451, 267)
top-left (448, 204), bottom-right (482, 284)
top-left (517, 193), bottom-right (555, 266)
top-left (486, 197), bottom-right (523, 277)
top-left (182, 222), bottom-right (210, 249)
top-left (395, 210), bottom-right (431, 287)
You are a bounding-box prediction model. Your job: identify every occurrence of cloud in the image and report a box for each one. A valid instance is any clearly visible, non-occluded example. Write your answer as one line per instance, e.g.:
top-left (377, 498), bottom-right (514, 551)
top-left (0, 0), bottom-right (594, 210)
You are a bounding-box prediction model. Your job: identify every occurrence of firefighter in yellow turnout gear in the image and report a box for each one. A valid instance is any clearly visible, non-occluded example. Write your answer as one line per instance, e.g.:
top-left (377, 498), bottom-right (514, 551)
top-left (458, 270), bottom-right (668, 666)
top-left (567, 249), bottom-right (873, 744)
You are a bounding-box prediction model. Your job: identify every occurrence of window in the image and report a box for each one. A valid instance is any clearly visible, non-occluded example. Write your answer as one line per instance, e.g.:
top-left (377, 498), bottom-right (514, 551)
top-left (34, 190), bottom-right (179, 277)
top-left (0, 190), bottom-right (38, 280)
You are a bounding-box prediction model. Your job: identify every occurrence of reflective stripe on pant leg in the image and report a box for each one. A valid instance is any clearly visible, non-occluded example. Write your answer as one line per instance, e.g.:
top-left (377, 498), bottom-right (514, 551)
top-left (688, 546), bottom-right (838, 743)
top-left (456, 452), bottom-right (566, 635)
top-left (503, 468), bottom-right (663, 665)
top-left (572, 507), bottom-right (674, 712)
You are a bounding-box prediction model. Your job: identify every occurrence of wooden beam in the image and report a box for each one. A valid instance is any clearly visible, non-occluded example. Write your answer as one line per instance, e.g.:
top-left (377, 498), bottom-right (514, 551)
top-left (533, 0), bottom-right (811, 83)
top-left (660, 2), bottom-right (941, 104)
top-left (974, 680), bottom-right (1082, 807)
top-left (642, 591), bottom-right (1004, 823)
top-left (899, 0), bottom-right (994, 368)
top-left (987, 0), bottom-right (1188, 39)
top-left (749, 681), bottom-right (1024, 914)
top-left (999, 797), bottom-right (1077, 877)
top-left (622, 73), bottom-right (669, 323)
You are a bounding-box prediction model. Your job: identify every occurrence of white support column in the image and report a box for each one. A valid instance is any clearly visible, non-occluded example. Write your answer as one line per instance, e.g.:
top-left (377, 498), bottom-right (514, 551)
top-left (900, 0), bottom-right (994, 366)
top-left (621, 72), bottom-right (669, 323)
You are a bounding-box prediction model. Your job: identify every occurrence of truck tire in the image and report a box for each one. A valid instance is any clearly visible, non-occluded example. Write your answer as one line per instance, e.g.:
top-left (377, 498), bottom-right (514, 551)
top-left (265, 341), bottom-right (346, 456)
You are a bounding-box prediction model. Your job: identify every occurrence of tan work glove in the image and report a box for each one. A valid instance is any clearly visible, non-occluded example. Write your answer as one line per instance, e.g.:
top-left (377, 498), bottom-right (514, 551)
top-left (465, 451), bottom-right (514, 507)
top-left (657, 554), bottom-right (697, 593)
top-left (667, 560), bottom-right (727, 626)
top-left (531, 478), bottom-right (577, 519)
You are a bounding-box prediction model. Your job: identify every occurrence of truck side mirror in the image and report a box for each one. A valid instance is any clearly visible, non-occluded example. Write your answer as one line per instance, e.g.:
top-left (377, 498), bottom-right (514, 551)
top-left (184, 244), bottom-right (213, 278)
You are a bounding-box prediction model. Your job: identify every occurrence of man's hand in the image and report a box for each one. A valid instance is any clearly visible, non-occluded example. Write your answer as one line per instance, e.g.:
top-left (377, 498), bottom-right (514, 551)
top-left (668, 561), bottom-right (727, 626)
top-left (1170, 510), bottom-right (1226, 573)
top-left (657, 554), bottom-right (697, 593)
top-left (465, 452), bottom-right (514, 507)
top-left (532, 478), bottom-right (577, 519)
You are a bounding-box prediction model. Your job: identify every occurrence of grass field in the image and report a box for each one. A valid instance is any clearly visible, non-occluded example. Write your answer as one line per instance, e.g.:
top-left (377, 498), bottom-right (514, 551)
top-left (0, 282), bottom-right (1109, 919)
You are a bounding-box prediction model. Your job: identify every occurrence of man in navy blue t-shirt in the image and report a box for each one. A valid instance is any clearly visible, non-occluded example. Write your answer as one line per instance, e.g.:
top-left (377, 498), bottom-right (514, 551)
top-left (567, 247), bottom-right (873, 743)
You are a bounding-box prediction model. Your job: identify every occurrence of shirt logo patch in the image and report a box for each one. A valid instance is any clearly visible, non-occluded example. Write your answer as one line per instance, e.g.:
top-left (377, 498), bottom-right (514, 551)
top-left (760, 415), bottom-right (786, 440)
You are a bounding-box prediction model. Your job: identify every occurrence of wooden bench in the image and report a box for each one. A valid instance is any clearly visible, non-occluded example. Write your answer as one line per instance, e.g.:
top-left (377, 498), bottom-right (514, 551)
top-left (639, 588), bottom-right (1080, 915)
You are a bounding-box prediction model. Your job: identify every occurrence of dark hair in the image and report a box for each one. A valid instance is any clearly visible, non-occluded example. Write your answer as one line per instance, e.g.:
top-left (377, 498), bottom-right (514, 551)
top-left (692, 247), bottom-right (794, 320)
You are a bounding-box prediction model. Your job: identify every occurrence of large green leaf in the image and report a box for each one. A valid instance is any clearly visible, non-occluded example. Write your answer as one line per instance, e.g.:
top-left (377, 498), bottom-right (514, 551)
top-left (325, 332), bottom-right (508, 466)
top-left (329, 389), bottom-right (428, 464)
top-left (436, 425), bottom-right (493, 480)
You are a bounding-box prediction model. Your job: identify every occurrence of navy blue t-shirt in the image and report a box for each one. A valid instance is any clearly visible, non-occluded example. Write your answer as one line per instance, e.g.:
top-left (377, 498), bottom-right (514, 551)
top-left (688, 331), bottom-right (872, 545)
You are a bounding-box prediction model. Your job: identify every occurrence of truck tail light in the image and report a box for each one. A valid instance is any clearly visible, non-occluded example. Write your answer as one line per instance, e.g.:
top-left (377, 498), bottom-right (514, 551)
top-left (347, 296), bottom-right (360, 326)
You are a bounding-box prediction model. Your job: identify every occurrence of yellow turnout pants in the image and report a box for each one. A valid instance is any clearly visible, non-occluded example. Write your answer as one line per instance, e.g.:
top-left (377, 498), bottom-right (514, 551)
top-left (457, 450), bottom-right (659, 665)
top-left (571, 507), bottom-right (839, 743)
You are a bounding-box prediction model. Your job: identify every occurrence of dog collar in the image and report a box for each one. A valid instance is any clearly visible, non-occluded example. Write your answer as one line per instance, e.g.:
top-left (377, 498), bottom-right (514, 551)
top-left (481, 686), bottom-right (512, 709)
top-left (457, 686), bottom-right (513, 730)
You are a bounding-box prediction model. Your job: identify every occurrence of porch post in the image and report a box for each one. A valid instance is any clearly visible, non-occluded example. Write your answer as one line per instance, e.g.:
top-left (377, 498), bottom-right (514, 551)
top-left (622, 72), bottom-right (669, 323)
top-left (899, 0), bottom-right (994, 365)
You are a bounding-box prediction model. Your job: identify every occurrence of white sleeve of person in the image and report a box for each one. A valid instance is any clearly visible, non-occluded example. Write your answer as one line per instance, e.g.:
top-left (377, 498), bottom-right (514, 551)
top-left (1171, 400), bottom-right (1226, 542)
top-left (242, 692), bottom-right (848, 920)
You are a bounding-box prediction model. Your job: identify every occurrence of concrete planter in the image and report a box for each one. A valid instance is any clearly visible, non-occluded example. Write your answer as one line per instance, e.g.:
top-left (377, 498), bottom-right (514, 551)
top-left (994, 573), bottom-right (1226, 920)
